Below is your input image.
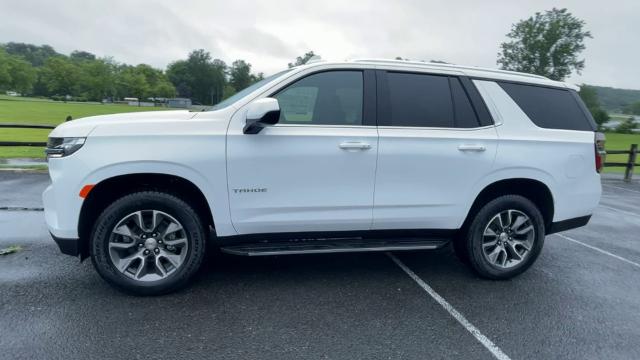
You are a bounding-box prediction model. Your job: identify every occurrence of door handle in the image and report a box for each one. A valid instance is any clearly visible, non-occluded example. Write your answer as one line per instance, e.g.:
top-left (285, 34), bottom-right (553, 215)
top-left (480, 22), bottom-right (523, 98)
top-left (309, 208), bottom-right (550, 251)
top-left (339, 141), bottom-right (372, 151)
top-left (458, 144), bottom-right (486, 152)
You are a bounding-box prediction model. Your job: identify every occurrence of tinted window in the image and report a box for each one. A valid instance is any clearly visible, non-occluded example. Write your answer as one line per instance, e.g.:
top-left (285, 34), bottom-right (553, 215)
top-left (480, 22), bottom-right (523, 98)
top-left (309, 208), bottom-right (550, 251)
top-left (275, 71), bottom-right (363, 125)
top-left (499, 82), bottom-right (595, 131)
top-left (382, 72), bottom-right (454, 128)
top-left (450, 78), bottom-right (481, 128)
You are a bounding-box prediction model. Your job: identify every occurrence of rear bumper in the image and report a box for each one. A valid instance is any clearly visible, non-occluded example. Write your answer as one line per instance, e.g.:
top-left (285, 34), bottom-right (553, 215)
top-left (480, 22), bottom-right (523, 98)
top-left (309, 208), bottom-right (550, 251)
top-left (547, 215), bottom-right (591, 235)
top-left (50, 232), bottom-right (80, 257)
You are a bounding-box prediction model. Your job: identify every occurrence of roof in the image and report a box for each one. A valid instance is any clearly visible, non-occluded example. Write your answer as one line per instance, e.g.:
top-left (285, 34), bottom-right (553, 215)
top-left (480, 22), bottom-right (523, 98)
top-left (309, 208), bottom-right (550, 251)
top-left (298, 58), bottom-right (576, 90)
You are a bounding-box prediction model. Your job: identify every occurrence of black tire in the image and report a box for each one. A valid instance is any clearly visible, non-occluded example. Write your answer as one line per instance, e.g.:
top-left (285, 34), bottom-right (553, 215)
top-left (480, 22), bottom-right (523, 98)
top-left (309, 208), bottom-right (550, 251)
top-left (462, 195), bottom-right (545, 279)
top-left (91, 191), bottom-right (206, 295)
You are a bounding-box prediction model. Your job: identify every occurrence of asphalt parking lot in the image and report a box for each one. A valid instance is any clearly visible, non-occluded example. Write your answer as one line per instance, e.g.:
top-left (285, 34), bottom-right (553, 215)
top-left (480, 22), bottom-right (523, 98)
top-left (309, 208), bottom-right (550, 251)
top-left (1, 172), bottom-right (639, 360)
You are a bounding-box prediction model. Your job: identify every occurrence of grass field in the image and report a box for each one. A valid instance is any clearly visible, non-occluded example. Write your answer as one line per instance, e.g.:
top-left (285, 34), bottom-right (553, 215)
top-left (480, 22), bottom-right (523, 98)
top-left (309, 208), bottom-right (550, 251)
top-left (1, 97), bottom-right (639, 175)
top-left (0, 97), bottom-right (172, 158)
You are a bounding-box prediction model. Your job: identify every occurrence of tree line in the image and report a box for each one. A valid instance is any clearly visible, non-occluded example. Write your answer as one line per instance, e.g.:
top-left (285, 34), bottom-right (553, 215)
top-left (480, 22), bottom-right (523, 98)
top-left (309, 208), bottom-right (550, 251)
top-left (0, 43), bottom-right (269, 105)
top-left (0, 8), bottom-right (635, 132)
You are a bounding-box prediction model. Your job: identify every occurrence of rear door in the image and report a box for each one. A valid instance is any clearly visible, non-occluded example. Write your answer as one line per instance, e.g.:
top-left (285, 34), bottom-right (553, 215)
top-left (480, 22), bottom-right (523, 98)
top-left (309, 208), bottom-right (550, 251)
top-left (373, 70), bottom-right (498, 230)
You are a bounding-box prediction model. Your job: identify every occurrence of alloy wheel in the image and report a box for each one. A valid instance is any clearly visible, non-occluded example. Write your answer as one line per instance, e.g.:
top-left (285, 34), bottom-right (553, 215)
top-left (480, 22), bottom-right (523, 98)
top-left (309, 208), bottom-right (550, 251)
top-left (481, 209), bottom-right (535, 269)
top-left (108, 210), bottom-right (188, 281)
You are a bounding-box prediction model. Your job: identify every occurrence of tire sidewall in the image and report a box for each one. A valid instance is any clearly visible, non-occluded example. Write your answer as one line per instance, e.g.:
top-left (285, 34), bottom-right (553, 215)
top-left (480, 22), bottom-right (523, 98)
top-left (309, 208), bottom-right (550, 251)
top-left (467, 195), bottom-right (545, 279)
top-left (91, 192), bottom-right (205, 295)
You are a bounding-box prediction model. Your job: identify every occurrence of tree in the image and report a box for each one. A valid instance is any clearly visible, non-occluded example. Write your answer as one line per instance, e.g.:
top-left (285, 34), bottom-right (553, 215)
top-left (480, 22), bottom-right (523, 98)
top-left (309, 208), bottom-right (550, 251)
top-left (579, 84), bottom-right (609, 130)
top-left (222, 84), bottom-right (236, 100)
top-left (166, 59), bottom-right (192, 98)
top-left (229, 60), bottom-right (253, 92)
top-left (3, 42), bottom-right (60, 66)
top-left (253, 72), bottom-right (264, 82)
top-left (70, 50), bottom-right (97, 61)
top-left (623, 101), bottom-right (640, 116)
top-left (0, 48), bottom-right (37, 94)
top-left (153, 81), bottom-right (176, 99)
top-left (0, 50), bottom-right (10, 87)
top-left (117, 68), bottom-right (150, 105)
top-left (167, 49), bottom-right (227, 105)
top-left (7, 57), bottom-right (36, 94)
top-left (497, 8), bottom-right (591, 81)
top-left (615, 117), bottom-right (638, 134)
top-left (288, 51), bottom-right (316, 68)
top-left (41, 57), bottom-right (79, 97)
top-left (77, 58), bottom-right (116, 101)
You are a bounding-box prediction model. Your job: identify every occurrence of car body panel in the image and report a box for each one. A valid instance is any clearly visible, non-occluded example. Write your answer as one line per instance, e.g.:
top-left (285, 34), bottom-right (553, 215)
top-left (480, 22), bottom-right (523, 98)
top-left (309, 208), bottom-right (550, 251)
top-left (43, 59), bottom-right (601, 245)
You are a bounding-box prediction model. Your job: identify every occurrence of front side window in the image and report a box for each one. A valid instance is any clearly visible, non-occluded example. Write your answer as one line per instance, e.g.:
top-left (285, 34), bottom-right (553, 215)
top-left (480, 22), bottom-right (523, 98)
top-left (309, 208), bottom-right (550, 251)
top-left (274, 71), bottom-right (363, 125)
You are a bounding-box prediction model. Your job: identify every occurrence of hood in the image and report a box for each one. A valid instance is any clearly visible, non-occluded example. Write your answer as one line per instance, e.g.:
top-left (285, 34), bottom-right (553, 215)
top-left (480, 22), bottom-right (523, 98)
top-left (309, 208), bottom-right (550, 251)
top-left (49, 110), bottom-right (196, 138)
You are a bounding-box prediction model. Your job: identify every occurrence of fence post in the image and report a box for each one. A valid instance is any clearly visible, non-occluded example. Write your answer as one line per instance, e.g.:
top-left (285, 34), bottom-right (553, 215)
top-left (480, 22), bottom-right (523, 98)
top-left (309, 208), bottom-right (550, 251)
top-left (625, 144), bottom-right (638, 182)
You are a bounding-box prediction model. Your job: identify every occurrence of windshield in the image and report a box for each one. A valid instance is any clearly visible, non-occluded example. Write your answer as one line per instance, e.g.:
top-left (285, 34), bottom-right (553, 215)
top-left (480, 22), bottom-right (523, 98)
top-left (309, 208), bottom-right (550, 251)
top-left (209, 69), bottom-right (293, 111)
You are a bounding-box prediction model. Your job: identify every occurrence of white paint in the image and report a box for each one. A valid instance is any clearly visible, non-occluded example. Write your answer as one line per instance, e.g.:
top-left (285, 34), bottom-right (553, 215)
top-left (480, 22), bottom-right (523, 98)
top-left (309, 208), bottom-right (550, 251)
top-left (44, 60), bottom-right (601, 240)
top-left (556, 233), bottom-right (640, 269)
top-left (387, 253), bottom-right (512, 360)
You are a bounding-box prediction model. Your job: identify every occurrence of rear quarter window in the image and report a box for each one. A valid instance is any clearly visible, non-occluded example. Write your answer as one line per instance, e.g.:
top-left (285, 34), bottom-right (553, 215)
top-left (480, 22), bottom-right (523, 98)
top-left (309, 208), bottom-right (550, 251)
top-left (499, 82), bottom-right (596, 131)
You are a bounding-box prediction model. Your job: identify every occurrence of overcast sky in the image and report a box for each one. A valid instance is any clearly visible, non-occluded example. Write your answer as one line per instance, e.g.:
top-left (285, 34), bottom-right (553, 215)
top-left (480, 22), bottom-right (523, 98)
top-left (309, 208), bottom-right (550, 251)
top-left (1, 0), bottom-right (638, 89)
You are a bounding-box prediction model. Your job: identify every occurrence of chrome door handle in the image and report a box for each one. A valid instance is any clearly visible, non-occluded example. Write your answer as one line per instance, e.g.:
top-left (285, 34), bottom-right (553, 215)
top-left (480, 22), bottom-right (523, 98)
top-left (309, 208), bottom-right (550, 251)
top-left (458, 144), bottom-right (486, 152)
top-left (339, 141), bottom-right (372, 150)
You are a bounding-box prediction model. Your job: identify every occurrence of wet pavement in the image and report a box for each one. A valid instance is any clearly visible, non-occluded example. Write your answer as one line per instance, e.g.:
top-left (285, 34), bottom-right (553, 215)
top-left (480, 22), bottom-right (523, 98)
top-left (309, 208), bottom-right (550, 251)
top-left (1, 172), bottom-right (639, 360)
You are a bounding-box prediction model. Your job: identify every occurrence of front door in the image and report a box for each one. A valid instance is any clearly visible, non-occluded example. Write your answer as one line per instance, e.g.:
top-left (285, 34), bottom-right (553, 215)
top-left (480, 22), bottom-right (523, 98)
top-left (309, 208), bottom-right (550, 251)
top-left (227, 69), bottom-right (379, 235)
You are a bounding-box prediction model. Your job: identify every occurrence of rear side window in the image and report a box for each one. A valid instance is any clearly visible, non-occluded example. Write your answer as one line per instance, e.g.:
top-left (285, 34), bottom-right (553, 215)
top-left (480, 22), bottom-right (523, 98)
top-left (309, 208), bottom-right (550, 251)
top-left (499, 82), bottom-right (596, 131)
top-left (378, 72), bottom-right (484, 128)
top-left (450, 78), bottom-right (480, 128)
top-left (381, 72), bottom-right (454, 128)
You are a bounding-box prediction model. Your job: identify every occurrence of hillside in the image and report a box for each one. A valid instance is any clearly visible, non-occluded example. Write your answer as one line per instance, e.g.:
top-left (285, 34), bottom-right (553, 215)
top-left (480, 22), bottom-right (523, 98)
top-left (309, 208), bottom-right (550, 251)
top-left (591, 85), bottom-right (640, 112)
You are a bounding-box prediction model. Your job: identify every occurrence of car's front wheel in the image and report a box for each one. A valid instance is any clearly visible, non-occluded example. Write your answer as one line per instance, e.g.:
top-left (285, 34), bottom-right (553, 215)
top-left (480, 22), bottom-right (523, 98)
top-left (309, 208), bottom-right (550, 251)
top-left (462, 195), bottom-right (545, 279)
top-left (90, 191), bottom-right (206, 295)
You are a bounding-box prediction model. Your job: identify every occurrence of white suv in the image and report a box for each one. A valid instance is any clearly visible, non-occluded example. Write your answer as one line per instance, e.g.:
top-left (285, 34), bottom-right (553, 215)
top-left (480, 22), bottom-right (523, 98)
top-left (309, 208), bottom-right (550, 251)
top-left (43, 59), bottom-right (603, 295)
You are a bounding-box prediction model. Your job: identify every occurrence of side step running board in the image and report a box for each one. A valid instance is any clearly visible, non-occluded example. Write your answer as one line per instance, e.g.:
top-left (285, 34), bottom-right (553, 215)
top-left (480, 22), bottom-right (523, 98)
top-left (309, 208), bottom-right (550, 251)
top-left (220, 238), bottom-right (449, 256)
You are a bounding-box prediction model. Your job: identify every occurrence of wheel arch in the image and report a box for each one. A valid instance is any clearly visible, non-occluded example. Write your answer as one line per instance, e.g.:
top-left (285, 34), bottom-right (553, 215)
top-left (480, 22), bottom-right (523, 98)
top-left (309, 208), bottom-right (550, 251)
top-left (77, 173), bottom-right (215, 260)
top-left (461, 178), bottom-right (555, 233)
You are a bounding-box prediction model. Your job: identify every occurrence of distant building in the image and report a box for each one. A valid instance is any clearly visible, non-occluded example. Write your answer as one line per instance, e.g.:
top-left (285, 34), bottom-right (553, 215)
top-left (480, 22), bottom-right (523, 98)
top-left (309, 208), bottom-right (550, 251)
top-left (168, 98), bottom-right (192, 109)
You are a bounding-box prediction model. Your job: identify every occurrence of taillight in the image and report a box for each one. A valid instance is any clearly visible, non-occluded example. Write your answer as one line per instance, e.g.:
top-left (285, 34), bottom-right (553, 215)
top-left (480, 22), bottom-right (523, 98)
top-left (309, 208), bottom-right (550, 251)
top-left (595, 132), bottom-right (606, 173)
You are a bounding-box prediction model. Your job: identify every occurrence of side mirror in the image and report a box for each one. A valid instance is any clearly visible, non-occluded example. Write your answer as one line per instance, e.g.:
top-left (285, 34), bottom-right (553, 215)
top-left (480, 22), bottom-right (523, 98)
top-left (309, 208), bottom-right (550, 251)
top-left (243, 98), bottom-right (280, 134)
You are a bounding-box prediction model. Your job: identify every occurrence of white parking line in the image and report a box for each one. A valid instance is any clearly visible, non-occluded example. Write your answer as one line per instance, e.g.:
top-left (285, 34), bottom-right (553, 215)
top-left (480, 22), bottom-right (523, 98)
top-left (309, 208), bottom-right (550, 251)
top-left (387, 253), bottom-right (512, 360)
top-left (598, 204), bottom-right (640, 218)
top-left (555, 233), bottom-right (640, 270)
top-left (603, 183), bottom-right (640, 195)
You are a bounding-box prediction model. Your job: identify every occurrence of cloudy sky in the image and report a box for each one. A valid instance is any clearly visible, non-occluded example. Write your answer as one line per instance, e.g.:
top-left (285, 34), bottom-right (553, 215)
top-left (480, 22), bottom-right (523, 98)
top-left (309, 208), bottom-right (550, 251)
top-left (1, 0), bottom-right (638, 89)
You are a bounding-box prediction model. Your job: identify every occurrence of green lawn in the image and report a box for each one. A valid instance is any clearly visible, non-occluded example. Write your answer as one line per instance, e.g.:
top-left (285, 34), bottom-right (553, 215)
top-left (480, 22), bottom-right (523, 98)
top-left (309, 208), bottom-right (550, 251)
top-left (0, 97), bottom-right (172, 158)
top-left (1, 97), bottom-right (639, 172)
top-left (602, 132), bottom-right (640, 174)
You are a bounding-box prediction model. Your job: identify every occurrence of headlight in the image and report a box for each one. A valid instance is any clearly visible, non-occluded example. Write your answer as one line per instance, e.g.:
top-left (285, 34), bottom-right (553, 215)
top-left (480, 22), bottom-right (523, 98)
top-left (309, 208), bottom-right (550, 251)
top-left (45, 137), bottom-right (86, 159)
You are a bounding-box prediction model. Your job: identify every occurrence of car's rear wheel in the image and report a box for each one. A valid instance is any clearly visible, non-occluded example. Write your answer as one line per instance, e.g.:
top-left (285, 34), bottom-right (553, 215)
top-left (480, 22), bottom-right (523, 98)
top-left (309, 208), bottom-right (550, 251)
top-left (91, 191), bottom-right (206, 295)
top-left (463, 195), bottom-right (545, 279)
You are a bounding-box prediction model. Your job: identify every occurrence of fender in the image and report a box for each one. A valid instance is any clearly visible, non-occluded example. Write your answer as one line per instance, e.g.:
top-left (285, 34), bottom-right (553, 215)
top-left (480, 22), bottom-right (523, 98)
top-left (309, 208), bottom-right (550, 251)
top-left (458, 166), bottom-right (557, 228)
top-left (81, 160), bottom-right (234, 237)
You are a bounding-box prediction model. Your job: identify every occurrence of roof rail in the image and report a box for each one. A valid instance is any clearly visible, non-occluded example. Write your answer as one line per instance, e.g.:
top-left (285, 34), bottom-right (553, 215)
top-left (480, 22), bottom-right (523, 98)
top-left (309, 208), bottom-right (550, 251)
top-left (350, 58), bottom-right (549, 80)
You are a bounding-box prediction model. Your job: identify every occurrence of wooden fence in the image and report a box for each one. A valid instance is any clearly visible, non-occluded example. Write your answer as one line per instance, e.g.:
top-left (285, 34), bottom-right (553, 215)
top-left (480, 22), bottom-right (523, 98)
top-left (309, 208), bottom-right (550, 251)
top-left (604, 144), bottom-right (638, 182)
top-left (1, 123), bottom-right (639, 181)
